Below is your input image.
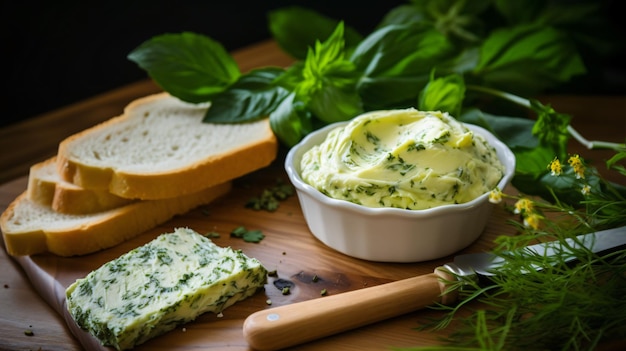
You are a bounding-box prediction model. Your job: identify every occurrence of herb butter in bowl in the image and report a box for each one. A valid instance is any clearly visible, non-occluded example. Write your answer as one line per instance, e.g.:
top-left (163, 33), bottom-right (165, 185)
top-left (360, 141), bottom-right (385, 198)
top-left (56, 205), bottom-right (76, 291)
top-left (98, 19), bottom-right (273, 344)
top-left (285, 108), bottom-right (515, 262)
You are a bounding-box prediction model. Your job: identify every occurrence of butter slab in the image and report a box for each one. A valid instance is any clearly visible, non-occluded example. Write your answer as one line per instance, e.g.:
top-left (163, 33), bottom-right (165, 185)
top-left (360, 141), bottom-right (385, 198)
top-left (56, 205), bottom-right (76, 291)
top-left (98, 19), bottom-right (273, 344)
top-left (66, 227), bottom-right (267, 350)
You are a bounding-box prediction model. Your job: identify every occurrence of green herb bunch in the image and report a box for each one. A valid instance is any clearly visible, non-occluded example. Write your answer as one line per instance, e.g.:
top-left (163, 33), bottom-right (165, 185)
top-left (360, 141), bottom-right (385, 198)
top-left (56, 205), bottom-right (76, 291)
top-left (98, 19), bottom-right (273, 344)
top-left (127, 0), bottom-right (623, 205)
top-left (403, 154), bottom-right (626, 351)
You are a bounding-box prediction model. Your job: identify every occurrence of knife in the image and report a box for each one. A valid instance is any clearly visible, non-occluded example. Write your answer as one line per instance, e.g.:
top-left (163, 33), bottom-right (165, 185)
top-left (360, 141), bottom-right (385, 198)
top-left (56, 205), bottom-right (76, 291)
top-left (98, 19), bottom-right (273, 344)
top-left (243, 226), bottom-right (626, 350)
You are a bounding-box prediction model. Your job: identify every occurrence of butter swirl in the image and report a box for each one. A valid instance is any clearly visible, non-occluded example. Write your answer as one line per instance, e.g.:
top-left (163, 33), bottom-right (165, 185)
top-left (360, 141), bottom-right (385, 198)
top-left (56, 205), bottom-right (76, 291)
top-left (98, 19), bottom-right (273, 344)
top-left (300, 108), bottom-right (505, 210)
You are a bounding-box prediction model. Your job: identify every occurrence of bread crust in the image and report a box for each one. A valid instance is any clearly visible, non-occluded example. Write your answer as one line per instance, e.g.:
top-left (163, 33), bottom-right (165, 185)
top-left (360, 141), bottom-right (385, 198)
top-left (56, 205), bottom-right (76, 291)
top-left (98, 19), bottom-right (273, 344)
top-left (56, 93), bottom-right (278, 200)
top-left (2, 92), bottom-right (275, 257)
top-left (28, 157), bottom-right (133, 214)
top-left (1, 182), bottom-right (231, 256)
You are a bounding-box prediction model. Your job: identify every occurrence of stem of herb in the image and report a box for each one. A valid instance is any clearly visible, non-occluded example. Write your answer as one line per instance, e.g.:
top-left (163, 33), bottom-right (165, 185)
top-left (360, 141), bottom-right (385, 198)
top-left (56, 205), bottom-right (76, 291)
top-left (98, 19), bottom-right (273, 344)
top-left (567, 125), bottom-right (625, 151)
top-left (467, 85), bottom-right (530, 108)
top-left (467, 85), bottom-right (626, 152)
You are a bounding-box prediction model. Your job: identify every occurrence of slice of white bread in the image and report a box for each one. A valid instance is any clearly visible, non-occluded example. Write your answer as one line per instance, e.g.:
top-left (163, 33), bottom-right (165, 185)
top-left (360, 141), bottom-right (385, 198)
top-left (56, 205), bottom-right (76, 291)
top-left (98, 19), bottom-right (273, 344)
top-left (28, 156), bottom-right (133, 214)
top-left (56, 92), bottom-right (277, 200)
top-left (1, 181), bottom-right (231, 257)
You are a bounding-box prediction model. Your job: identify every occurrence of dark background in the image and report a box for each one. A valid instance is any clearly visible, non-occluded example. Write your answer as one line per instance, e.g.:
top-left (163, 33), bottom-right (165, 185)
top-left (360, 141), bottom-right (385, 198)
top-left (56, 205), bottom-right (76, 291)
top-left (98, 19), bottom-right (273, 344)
top-left (2, 1), bottom-right (624, 128)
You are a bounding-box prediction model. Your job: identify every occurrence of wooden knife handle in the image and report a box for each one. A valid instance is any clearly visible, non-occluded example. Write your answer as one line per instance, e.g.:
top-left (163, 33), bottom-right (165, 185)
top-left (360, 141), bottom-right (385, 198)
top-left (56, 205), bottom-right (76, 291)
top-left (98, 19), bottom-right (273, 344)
top-left (243, 267), bottom-right (457, 350)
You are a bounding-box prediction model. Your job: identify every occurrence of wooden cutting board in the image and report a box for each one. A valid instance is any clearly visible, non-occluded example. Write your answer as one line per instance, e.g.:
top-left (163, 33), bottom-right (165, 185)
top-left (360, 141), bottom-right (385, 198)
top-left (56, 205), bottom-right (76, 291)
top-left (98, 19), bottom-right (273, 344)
top-left (2, 154), bottom-right (519, 350)
top-left (1, 34), bottom-right (623, 350)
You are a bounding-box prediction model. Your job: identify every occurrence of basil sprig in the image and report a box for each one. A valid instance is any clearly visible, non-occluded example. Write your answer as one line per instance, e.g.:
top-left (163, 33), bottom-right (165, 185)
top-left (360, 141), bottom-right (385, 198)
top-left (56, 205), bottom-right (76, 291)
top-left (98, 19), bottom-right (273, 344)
top-left (127, 0), bottom-right (621, 204)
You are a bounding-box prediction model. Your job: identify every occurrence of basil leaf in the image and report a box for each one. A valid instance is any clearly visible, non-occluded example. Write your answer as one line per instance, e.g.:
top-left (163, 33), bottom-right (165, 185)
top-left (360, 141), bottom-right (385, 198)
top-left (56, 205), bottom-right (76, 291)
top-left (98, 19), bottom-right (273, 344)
top-left (269, 93), bottom-right (313, 147)
top-left (273, 61), bottom-right (305, 91)
top-left (493, 0), bottom-right (545, 25)
top-left (203, 67), bottom-right (289, 123)
top-left (495, 0), bottom-right (606, 47)
top-left (509, 144), bottom-right (557, 194)
top-left (128, 32), bottom-right (240, 103)
top-left (532, 3), bottom-right (616, 57)
top-left (377, 4), bottom-right (426, 28)
top-left (379, 0), bottom-right (490, 43)
top-left (538, 165), bottom-right (600, 205)
top-left (351, 23), bottom-right (453, 107)
top-left (437, 47), bottom-right (481, 75)
top-left (268, 6), bottom-right (362, 60)
top-left (418, 72), bottom-right (465, 117)
top-left (305, 81), bottom-right (363, 124)
top-left (295, 22), bottom-right (363, 123)
top-left (516, 160), bottom-right (609, 209)
top-left (474, 25), bottom-right (586, 95)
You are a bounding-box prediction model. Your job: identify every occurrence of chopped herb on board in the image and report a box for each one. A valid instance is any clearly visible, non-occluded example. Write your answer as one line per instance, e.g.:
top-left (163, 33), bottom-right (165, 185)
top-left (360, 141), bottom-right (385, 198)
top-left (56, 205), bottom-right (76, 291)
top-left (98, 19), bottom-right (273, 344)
top-left (273, 278), bottom-right (295, 295)
top-left (204, 231), bottom-right (221, 239)
top-left (230, 226), bottom-right (265, 243)
top-left (246, 178), bottom-right (294, 211)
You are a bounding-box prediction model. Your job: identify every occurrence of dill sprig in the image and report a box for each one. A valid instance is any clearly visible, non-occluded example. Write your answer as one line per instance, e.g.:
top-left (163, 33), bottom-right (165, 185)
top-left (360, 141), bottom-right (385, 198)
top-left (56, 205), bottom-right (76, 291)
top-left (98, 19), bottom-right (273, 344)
top-left (398, 153), bottom-right (626, 351)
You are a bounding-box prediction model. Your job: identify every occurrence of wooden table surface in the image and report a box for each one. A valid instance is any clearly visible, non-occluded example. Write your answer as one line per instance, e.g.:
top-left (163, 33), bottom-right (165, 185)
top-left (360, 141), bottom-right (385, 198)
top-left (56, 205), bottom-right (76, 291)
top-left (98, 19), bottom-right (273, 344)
top-left (1, 40), bottom-right (625, 351)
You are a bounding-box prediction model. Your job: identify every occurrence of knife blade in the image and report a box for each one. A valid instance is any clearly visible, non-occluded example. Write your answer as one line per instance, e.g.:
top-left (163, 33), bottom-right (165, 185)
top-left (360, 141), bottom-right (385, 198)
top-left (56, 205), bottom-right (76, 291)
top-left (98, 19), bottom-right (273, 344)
top-left (444, 225), bottom-right (626, 278)
top-left (242, 226), bottom-right (626, 350)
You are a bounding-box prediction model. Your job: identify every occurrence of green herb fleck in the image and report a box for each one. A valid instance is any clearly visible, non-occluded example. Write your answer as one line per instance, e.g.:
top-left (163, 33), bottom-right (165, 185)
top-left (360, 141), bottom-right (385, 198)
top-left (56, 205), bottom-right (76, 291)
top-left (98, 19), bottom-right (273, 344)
top-left (432, 131), bottom-right (450, 144)
top-left (246, 178), bottom-right (294, 211)
top-left (204, 231), bottom-right (221, 238)
top-left (230, 226), bottom-right (265, 243)
top-left (366, 131), bottom-right (380, 145)
top-left (407, 142), bottom-right (426, 152)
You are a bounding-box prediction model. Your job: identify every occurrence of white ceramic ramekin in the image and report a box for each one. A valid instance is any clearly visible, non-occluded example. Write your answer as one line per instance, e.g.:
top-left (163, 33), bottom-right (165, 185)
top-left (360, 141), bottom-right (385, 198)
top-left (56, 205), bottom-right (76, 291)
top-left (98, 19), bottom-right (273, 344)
top-left (285, 121), bottom-right (515, 263)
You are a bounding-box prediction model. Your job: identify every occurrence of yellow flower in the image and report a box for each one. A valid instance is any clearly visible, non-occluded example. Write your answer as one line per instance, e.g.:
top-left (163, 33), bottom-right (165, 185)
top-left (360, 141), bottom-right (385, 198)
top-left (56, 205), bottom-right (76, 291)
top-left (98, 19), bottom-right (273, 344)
top-left (523, 212), bottom-right (543, 230)
top-left (581, 184), bottom-right (591, 196)
top-left (568, 154), bottom-right (586, 179)
top-left (548, 157), bottom-right (562, 176)
top-left (489, 188), bottom-right (503, 204)
top-left (513, 198), bottom-right (534, 215)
